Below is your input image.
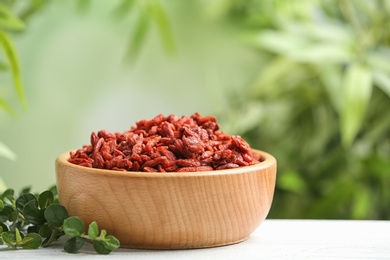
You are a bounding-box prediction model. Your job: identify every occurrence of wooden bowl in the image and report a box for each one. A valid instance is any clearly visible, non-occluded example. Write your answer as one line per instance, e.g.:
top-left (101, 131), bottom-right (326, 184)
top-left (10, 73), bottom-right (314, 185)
top-left (55, 149), bottom-right (277, 249)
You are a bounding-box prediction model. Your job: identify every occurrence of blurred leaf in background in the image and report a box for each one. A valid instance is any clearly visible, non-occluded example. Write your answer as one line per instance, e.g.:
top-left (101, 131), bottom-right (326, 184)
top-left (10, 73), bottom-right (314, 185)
top-left (71, 0), bottom-right (176, 63)
top-left (0, 0), bottom-right (48, 190)
top-left (0, 0), bottom-right (48, 113)
top-left (0, 0), bottom-right (49, 116)
top-left (212, 0), bottom-right (390, 219)
top-left (112, 0), bottom-right (176, 63)
top-left (0, 2), bottom-right (27, 114)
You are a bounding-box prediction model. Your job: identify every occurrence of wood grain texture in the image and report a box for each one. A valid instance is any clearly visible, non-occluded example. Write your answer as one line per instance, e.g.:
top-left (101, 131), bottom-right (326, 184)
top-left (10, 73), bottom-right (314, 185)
top-left (55, 149), bottom-right (276, 249)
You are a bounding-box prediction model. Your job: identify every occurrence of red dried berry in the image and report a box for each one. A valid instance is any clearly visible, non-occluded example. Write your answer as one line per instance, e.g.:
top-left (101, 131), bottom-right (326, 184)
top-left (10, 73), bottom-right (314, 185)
top-left (68, 113), bottom-right (260, 172)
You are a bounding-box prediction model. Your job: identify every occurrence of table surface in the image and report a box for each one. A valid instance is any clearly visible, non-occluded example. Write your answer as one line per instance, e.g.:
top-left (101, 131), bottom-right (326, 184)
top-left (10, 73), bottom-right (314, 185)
top-left (1, 219), bottom-right (389, 259)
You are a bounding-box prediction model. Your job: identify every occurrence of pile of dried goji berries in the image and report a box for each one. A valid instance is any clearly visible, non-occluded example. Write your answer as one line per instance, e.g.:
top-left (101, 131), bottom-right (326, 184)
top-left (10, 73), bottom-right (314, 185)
top-left (68, 113), bottom-right (260, 172)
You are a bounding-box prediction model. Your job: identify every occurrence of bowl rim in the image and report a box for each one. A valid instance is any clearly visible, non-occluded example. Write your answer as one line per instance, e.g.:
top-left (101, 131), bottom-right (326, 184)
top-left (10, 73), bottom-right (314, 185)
top-left (56, 149), bottom-right (276, 178)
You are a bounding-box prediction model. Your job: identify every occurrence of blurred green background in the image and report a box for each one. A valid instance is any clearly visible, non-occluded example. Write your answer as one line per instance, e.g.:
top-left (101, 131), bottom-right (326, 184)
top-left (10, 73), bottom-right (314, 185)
top-left (1, 0), bottom-right (389, 220)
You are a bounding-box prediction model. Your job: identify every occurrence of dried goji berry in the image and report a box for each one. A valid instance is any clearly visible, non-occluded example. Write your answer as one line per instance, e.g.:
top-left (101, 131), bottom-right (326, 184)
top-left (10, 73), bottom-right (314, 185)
top-left (68, 113), bottom-right (260, 172)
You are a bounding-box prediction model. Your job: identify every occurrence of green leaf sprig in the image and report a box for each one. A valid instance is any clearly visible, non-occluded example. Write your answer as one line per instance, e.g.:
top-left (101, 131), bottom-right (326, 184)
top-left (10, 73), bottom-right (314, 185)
top-left (63, 217), bottom-right (120, 254)
top-left (0, 187), bottom-right (120, 254)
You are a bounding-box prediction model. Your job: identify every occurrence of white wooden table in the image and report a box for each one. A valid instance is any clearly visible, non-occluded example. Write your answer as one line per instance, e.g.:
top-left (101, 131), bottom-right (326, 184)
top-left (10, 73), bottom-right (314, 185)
top-left (1, 219), bottom-right (389, 259)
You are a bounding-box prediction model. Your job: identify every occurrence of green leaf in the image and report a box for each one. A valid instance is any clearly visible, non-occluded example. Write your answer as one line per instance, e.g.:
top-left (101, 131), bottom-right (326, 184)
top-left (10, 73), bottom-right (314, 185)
top-left (149, 2), bottom-right (176, 55)
top-left (9, 207), bottom-right (18, 222)
top-left (0, 98), bottom-right (17, 118)
top-left (0, 4), bottom-right (25, 31)
top-left (21, 233), bottom-right (42, 249)
top-left (277, 170), bottom-right (308, 194)
top-left (23, 199), bottom-right (45, 225)
top-left (103, 235), bottom-right (120, 251)
top-left (125, 8), bottom-right (150, 61)
top-left (88, 221), bottom-right (98, 240)
top-left (0, 222), bottom-right (9, 232)
top-left (111, 0), bottom-right (135, 19)
top-left (306, 178), bottom-right (355, 218)
top-left (93, 240), bottom-right (112, 255)
top-left (340, 63), bottom-right (373, 148)
top-left (250, 57), bottom-right (296, 98)
top-left (287, 43), bottom-right (351, 63)
top-left (255, 21), bottom-right (352, 64)
top-left (0, 30), bottom-right (27, 110)
top-left (287, 22), bottom-right (352, 45)
top-left (76, 0), bottom-right (91, 13)
top-left (64, 236), bottom-right (86, 253)
top-left (38, 190), bottom-right (54, 209)
top-left (16, 193), bottom-right (36, 213)
top-left (367, 46), bottom-right (390, 97)
top-left (352, 186), bottom-right (371, 219)
top-left (41, 228), bottom-right (63, 247)
top-left (373, 71), bottom-right (390, 98)
top-left (319, 65), bottom-right (343, 113)
top-left (63, 216), bottom-right (85, 237)
top-left (255, 30), bottom-right (305, 54)
top-left (98, 229), bottom-right (106, 238)
top-left (19, 186), bottom-right (32, 195)
top-left (208, 0), bottom-right (247, 18)
top-left (1, 188), bottom-right (14, 200)
top-left (38, 223), bottom-right (52, 238)
top-left (0, 205), bottom-right (17, 222)
top-left (44, 203), bottom-right (68, 227)
top-left (48, 185), bottom-right (57, 197)
top-left (0, 199), bottom-right (3, 210)
top-left (15, 227), bottom-right (22, 244)
top-left (0, 60), bottom-right (7, 70)
top-left (367, 49), bottom-right (390, 74)
top-left (1, 231), bottom-right (13, 246)
top-left (18, 0), bottom-right (46, 21)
